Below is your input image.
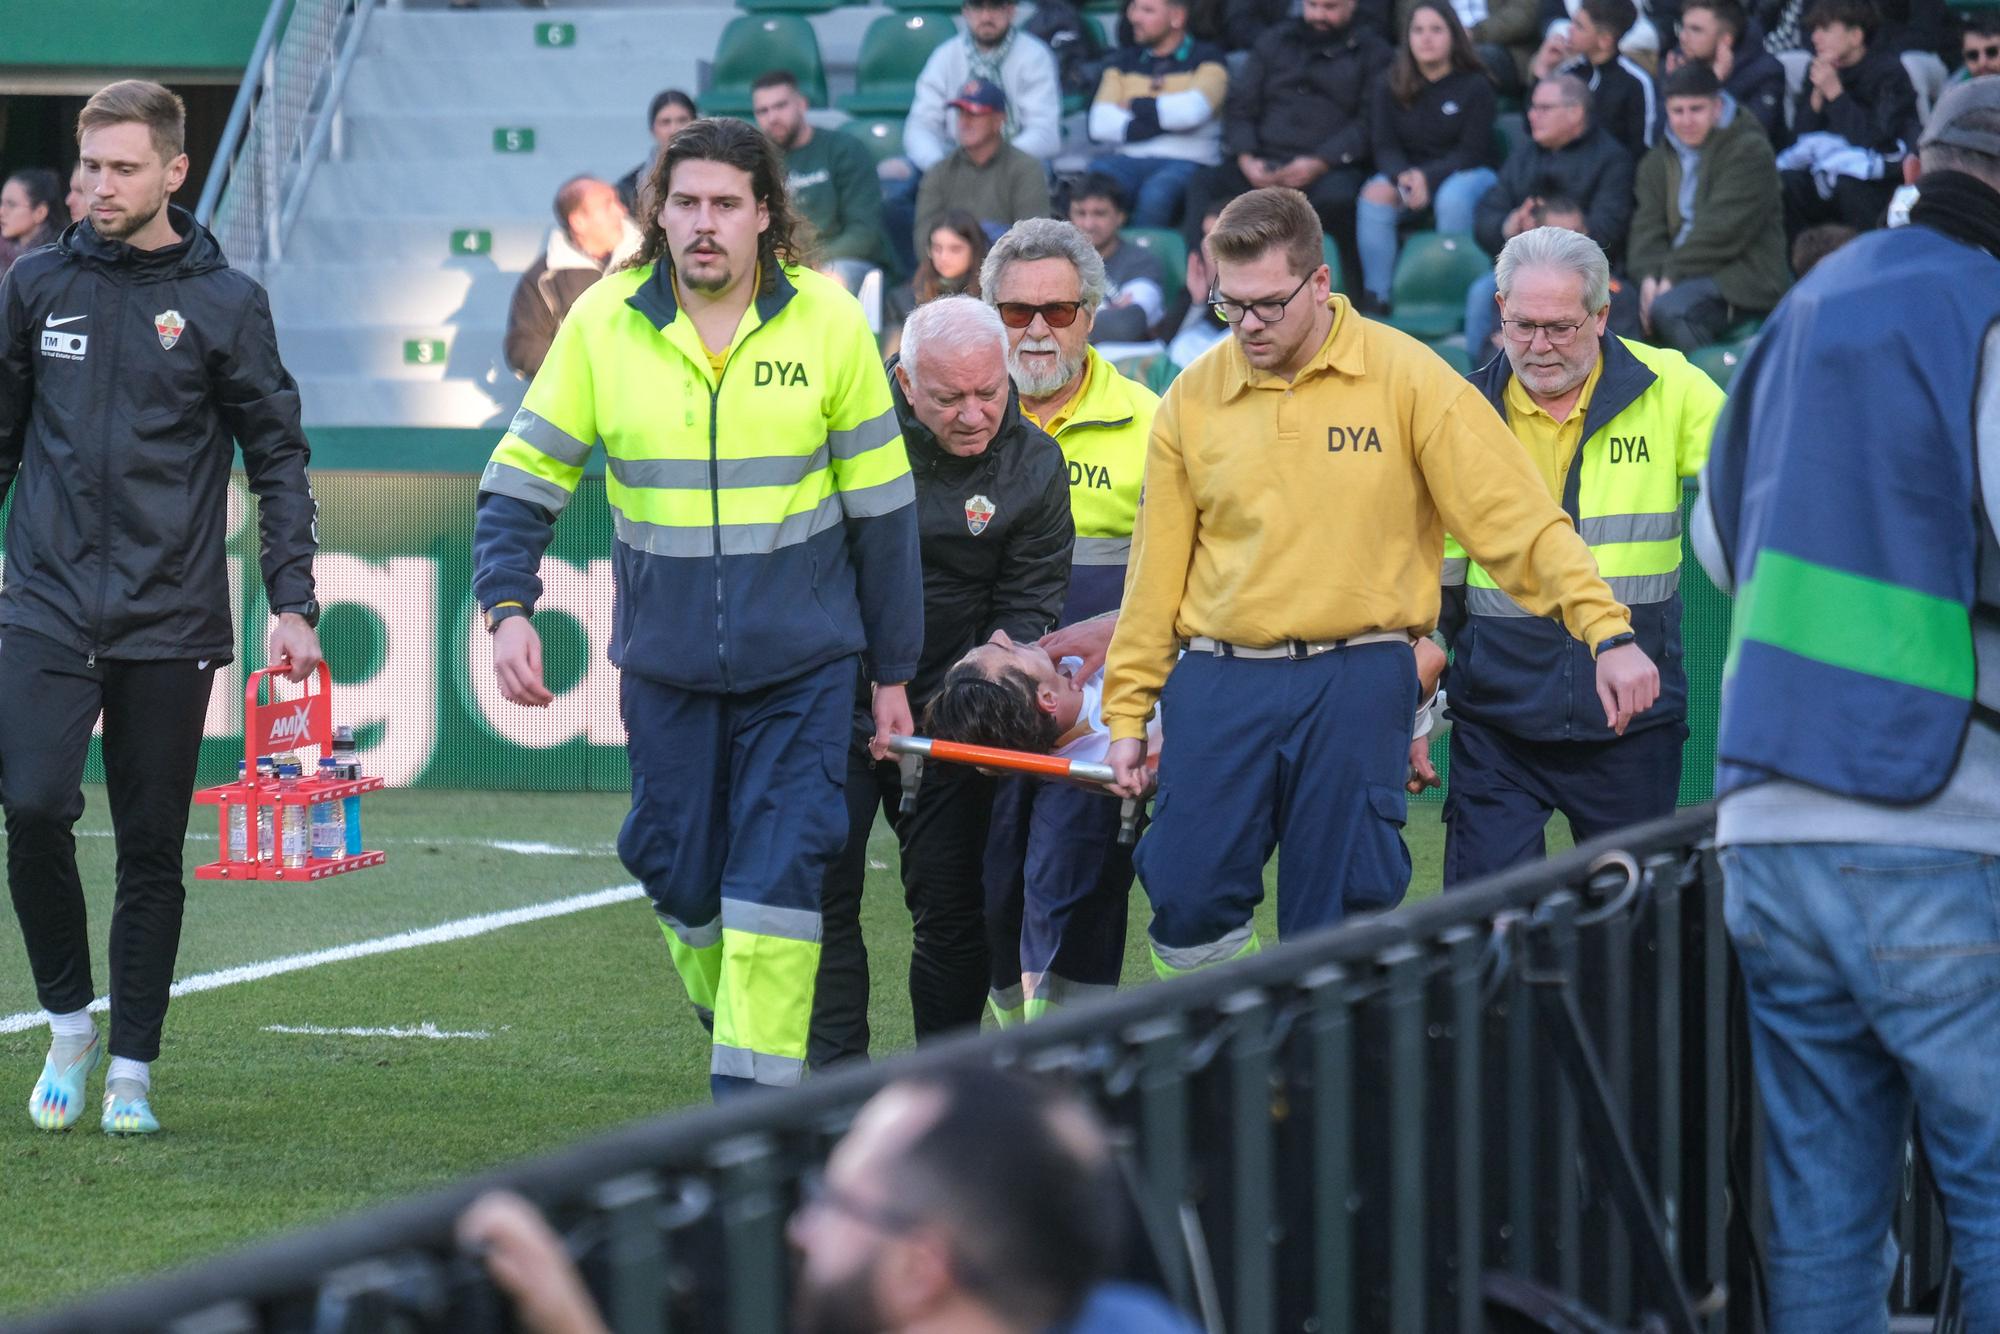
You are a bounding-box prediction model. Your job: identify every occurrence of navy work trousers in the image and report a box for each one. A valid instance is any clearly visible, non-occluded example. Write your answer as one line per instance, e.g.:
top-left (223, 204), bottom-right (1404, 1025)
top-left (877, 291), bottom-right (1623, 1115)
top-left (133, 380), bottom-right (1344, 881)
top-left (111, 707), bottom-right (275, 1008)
top-left (1134, 643), bottom-right (1417, 974)
top-left (617, 654), bottom-right (856, 1098)
top-left (983, 775), bottom-right (1134, 1021)
top-left (1441, 715), bottom-right (1685, 887)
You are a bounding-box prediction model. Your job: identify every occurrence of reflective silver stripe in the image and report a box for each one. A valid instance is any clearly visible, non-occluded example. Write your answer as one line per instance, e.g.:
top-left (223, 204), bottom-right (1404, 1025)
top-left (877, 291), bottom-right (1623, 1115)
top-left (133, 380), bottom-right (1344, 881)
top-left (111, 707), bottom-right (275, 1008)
top-left (508, 407), bottom-right (593, 467)
top-left (837, 471), bottom-right (916, 519)
top-left (710, 1045), bottom-right (806, 1087)
top-left (609, 445), bottom-right (831, 492)
top-left (1023, 972), bottom-right (1117, 1006)
top-left (480, 460), bottom-right (575, 515)
top-left (1465, 586), bottom-right (1537, 618)
top-left (1607, 569), bottom-right (1681, 604)
top-left (656, 910), bottom-right (722, 950)
top-left (613, 494), bottom-right (846, 558)
top-left (827, 408), bottom-right (900, 460)
top-left (1580, 512), bottom-right (1683, 545)
top-left (1440, 557), bottom-right (1468, 587)
top-left (722, 897), bottom-right (822, 944)
top-left (1150, 922), bottom-right (1256, 973)
top-left (1074, 535), bottom-right (1131, 566)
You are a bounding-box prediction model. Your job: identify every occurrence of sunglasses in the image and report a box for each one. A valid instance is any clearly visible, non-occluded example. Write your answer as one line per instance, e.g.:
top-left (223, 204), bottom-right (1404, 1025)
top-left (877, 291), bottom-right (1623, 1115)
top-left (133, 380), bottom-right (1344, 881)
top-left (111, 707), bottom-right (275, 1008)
top-left (995, 300), bottom-right (1085, 329)
top-left (1967, 42), bottom-right (2000, 58)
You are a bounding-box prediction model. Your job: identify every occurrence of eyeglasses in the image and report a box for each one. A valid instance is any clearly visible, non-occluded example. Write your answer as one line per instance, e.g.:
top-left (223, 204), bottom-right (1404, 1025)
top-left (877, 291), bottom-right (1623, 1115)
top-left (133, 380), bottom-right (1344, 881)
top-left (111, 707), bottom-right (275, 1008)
top-left (1500, 318), bottom-right (1589, 346)
top-left (796, 1168), bottom-right (924, 1234)
top-left (1210, 270), bottom-right (1315, 325)
top-left (1966, 42), bottom-right (2000, 59)
top-left (995, 300), bottom-right (1085, 329)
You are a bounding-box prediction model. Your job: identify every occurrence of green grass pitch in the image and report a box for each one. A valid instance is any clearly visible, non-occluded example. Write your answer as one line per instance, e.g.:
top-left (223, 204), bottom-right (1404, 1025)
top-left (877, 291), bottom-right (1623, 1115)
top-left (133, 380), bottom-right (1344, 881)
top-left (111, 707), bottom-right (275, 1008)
top-left (0, 787), bottom-right (1569, 1315)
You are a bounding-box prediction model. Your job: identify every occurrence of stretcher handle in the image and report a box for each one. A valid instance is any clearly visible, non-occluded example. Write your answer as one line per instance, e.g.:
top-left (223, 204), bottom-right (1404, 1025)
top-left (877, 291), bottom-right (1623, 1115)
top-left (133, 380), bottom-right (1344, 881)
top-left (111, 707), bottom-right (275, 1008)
top-left (886, 735), bottom-right (1118, 788)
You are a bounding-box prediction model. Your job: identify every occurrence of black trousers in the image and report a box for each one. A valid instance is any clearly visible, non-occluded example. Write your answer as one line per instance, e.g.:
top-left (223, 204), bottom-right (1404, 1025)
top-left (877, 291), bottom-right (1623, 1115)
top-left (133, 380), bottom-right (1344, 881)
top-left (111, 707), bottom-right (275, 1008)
top-left (810, 710), bottom-right (995, 1068)
top-left (1781, 168), bottom-right (1897, 241)
top-left (0, 631), bottom-right (216, 1061)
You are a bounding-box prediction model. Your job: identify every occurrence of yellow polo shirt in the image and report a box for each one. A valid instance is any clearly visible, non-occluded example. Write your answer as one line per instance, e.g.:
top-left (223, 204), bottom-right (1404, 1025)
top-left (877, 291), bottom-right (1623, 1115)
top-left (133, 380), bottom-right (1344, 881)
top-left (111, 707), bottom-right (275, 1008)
top-left (1503, 356), bottom-right (1604, 501)
top-left (1101, 295), bottom-right (1633, 742)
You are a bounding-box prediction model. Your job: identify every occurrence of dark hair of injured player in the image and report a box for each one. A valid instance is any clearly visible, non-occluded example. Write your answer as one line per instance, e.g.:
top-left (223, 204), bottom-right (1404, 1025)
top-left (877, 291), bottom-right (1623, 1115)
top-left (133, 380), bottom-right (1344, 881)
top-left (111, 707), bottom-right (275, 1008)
top-left (923, 657), bottom-right (1065, 754)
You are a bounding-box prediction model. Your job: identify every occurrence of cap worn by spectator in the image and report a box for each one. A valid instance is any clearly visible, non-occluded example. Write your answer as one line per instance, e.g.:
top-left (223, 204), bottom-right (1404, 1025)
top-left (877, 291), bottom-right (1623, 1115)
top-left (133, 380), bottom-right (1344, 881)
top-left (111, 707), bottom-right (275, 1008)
top-left (949, 78), bottom-right (1009, 115)
top-left (1921, 76), bottom-right (2000, 154)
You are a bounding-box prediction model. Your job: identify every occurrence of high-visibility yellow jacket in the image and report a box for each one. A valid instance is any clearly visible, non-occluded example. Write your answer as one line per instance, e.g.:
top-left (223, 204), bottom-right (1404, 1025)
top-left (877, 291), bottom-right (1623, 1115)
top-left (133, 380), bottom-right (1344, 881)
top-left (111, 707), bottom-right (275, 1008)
top-left (1028, 346), bottom-right (1158, 623)
top-left (1442, 335), bottom-right (1723, 741)
top-left (472, 260), bottom-right (923, 693)
top-left (1102, 297), bottom-right (1633, 743)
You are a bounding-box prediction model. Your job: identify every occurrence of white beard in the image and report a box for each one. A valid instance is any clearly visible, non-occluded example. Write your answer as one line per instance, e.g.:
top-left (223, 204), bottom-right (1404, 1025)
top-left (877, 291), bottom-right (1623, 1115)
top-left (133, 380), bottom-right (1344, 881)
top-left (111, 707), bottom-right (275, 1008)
top-left (1008, 338), bottom-right (1083, 397)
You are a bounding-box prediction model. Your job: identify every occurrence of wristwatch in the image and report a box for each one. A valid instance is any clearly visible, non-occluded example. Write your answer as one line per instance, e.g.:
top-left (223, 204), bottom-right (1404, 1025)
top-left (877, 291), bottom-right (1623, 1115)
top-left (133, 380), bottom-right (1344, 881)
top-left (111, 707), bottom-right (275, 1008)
top-left (485, 603), bottom-right (530, 634)
top-left (274, 600), bottom-right (321, 629)
top-left (1596, 631), bottom-right (1637, 654)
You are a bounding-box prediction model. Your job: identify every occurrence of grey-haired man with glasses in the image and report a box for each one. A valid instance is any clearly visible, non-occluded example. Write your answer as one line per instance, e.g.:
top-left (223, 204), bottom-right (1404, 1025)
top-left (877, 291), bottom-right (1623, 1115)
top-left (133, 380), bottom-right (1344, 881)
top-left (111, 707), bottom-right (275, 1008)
top-left (1438, 225), bottom-right (1724, 886)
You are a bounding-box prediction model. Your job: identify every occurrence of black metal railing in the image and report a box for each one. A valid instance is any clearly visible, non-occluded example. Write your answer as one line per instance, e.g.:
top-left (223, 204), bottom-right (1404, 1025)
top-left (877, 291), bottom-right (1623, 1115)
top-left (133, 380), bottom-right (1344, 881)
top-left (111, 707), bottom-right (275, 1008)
top-left (14, 808), bottom-right (1955, 1333)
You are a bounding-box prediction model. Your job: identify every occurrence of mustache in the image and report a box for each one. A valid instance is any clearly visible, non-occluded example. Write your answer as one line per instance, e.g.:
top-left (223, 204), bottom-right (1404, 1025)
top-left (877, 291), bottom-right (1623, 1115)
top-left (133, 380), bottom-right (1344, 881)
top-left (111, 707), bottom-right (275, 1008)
top-left (1016, 336), bottom-right (1060, 354)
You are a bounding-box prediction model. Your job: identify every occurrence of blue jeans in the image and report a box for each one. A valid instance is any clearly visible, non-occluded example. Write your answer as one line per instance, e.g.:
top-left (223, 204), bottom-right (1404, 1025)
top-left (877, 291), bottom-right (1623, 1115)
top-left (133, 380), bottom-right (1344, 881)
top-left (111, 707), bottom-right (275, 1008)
top-left (1086, 153), bottom-right (1204, 227)
top-left (1721, 842), bottom-right (2000, 1332)
top-left (1463, 269), bottom-right (1500, 359)
top-left (1354, 166), bottom-right (1498, 303)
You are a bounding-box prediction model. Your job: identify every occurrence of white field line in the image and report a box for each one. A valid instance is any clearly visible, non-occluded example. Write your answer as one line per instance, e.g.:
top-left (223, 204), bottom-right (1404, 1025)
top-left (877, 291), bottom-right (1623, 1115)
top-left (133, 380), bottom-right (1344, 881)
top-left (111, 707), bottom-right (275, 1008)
top-left (264, 1022), bottom-right (496, 1040)
top-left (0, 883), bottom-right (644, 1035)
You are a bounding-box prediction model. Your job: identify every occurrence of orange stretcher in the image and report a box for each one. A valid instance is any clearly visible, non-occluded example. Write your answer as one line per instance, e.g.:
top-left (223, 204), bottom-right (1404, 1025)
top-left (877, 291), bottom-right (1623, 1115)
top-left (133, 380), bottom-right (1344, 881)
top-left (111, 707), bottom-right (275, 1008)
top-left (886, 735), bottom-right (1144, 844)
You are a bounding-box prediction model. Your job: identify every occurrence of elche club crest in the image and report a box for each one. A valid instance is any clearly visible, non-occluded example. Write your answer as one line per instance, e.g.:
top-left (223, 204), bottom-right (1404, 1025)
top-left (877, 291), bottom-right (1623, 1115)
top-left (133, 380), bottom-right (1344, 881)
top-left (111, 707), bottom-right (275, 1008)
top-left (153, 309), bottom-right (185, 350)
top-left (964, 494), bottom-right (996, 535)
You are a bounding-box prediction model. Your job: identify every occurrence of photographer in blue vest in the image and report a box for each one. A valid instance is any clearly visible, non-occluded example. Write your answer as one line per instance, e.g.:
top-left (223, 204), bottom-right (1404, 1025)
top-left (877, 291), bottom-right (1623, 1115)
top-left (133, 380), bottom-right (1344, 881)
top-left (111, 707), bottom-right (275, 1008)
top-left (1438, 225), bottom-right (1724, 885)
top-left (1692, 78), bottom-right (2000, 1333)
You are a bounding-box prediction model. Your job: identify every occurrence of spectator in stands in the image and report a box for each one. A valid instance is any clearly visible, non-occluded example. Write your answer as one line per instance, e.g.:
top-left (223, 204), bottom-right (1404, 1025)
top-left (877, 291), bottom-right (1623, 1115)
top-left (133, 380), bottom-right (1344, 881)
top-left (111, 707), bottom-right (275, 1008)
top-left (884, 210), bottom-right (991, 351)
top-left (503, 176), bottom-right (642, 379)
top-left (753, 71), bottom-right (892, 275)
top-left (0, 168), bottom-right (63, 275)
top-left (1629, 63), bottom-right (1790, 348)
top-left (1163, 203), bottom-right (1230, 365)
top-left (1776, 0), bottom-right (1921, 236)
top-left (1468, 74), bottom-right (1637, 347)
top-left (792, 1066), bottom-right (1202, 1334)
top-left (1789, 218), bottom-right (1856, 271)
top-left (1067, 175), bottom-right (1167, 345)
top-left (1692, 77), bottom-right (2000, 1334)
top-left (1086, 0), bottom-right (1230, 226)
top-left (64, 162), bottom-right (87, 224)
top-left (907, 0), bottom-right (1063, 170)
top-left (1532, 0), bottom-right (1660, 159)
top-left (1192, 0), bottom-right (1386, 281)
top-left (912, 79), bottom-right (1051, 257)
top-left (1524, 195), bottom-right (1645, 340)
top-left (1952, 13), bottom-right (2000, 83)
top-left (1357, 2), bottom-right (1501, 311)
top-left (1398, 0), bottom-right (1546, 92)
top-left (1023, 0), bottom-right (1106, 101)
top-left (1663, 0), bottom-right (1788, 138)
top-left (614, 89), bottom-right (696, 214)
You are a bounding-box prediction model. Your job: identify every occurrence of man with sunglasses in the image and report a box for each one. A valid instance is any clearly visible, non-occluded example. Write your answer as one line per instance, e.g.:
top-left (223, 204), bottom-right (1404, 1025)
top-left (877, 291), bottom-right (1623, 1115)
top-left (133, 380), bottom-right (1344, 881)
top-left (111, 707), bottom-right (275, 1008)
top-left (1439, 225), bottom-right (1722, 886)
top-left (1951, 14), bottom-right (2000, 83)
top-left (1100, 188), bottom-right (1654, 971)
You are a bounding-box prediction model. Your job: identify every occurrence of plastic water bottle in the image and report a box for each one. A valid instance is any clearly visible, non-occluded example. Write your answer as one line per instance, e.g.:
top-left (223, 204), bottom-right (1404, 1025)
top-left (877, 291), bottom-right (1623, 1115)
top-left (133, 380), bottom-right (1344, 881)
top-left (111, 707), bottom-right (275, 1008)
top-left (333, 727), bottom-right (364, 855)
top-left (277, 758), bottom-right (309, 868)
top-left (255, 755), bottom-right (277, 862)
top-left (311, 759), bottom-right (345, 860)
top-left (228, 760), bottom-right (250, 862)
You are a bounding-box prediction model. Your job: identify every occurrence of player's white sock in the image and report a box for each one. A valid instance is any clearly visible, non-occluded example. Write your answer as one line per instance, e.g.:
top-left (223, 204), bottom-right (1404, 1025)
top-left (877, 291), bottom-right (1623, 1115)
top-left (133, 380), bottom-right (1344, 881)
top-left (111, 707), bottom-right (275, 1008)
top-left (106, 1057), bottom-right (150, 1094)
top-left (47, 1008), bottom-right (95, 1041)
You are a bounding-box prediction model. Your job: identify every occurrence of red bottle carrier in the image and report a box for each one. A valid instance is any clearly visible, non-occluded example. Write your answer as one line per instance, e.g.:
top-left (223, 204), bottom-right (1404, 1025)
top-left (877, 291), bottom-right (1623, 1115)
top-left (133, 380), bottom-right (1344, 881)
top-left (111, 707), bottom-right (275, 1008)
top-left (193, 663), bottom-right (386, 882)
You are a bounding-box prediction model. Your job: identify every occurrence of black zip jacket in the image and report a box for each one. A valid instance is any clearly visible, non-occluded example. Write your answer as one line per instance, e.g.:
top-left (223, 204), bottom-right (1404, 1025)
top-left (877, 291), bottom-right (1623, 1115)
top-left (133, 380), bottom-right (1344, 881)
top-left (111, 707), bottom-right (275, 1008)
top-left (1790, 45), bottom-right (1921, 159)
top-left (0, 207), bottom-right (316, 663)
top-left (1224, 19), bottom-right (1393, 168)
top-left (1370, 67), bottom-right (1500, 194)
top-left (1557, 53), bottom-right (1659, 163)
top-left (887, 362), bottom-right (1074, 706)
top-left (1475, 126), bottom-right (1637, 261)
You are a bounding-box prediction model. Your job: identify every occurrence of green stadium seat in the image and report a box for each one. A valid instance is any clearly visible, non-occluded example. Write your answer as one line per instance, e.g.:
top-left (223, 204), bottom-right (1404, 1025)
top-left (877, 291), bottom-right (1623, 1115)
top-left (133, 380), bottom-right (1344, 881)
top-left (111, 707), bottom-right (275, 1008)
top-left (1123, 227), bottom-right (1186, 287)
top-left (1322, 232), bottom-right (1347, 295)
top-left (1427, 334), bottom-right (1472, 372)
top-left (703, 15), bottom-right (828, 116)
top-left (1383, 231), bottom-right (1489, 339)
top-left (1113, 354), bottom-right (1182, 393)
top-left (1717, 314), bottom-right (1765, 343)
top-left (1493, 111), bottom-right (1528, 162)
top-left (845, 115), bottom-right (907, 167)
top-left (1690, 337), bottom-right (1754, 389)
top-left (884, 0), bottom-right (964, 14)
top-left (736, 0), bottom-right (841, 13)
top-left (840, 13), bottom-right (955, 115)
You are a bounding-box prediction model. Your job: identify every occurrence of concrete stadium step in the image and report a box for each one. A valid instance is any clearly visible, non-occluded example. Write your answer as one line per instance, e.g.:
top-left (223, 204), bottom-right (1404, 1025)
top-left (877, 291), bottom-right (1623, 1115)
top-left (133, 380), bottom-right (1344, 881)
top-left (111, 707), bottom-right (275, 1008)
top-left (293, 374), bottom-right (525, 430)
top-left (344, 56), bottom-right (705, 119)
top-left (278, 322), bottom-right (515, 381)
top-left (302, 157), bottom-right (630, 221)
top-left (360, 6), bottom-right (725, 61)
top-left (339, 111), bottom-right (653, 177)
top-left (266, 262), bottom-right (519, 325)
top-left (285, 217), bottom-right (557, 270)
